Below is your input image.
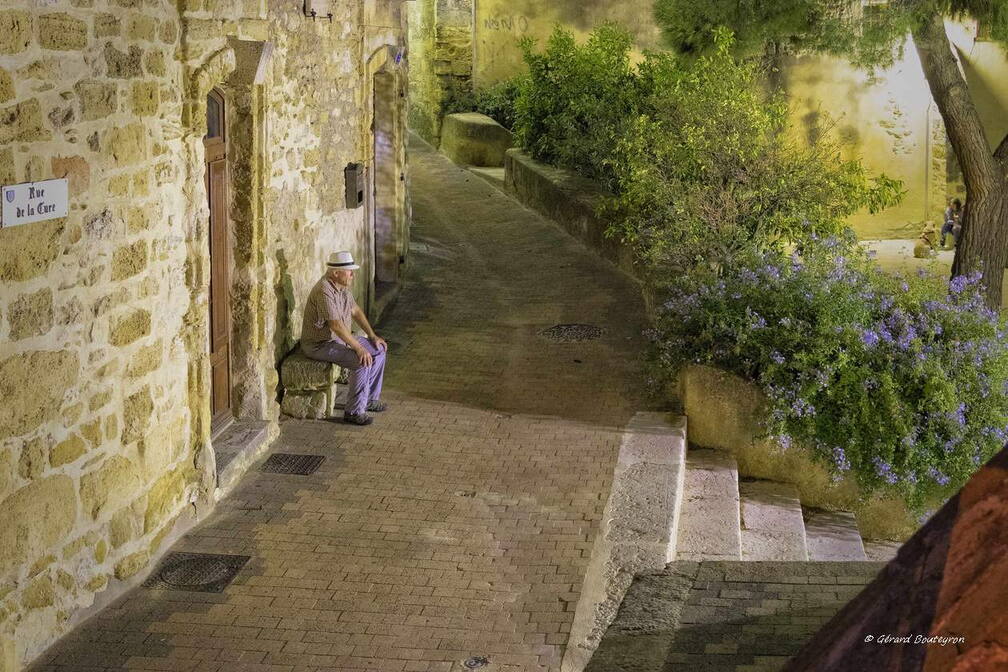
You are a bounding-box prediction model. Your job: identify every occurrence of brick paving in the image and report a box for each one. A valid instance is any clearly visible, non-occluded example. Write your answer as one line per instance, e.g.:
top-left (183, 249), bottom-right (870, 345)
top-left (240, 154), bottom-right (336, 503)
top-left (28, 137), bottom-right (650, 671)
top-left (587, 561), bottom-right (886, 672)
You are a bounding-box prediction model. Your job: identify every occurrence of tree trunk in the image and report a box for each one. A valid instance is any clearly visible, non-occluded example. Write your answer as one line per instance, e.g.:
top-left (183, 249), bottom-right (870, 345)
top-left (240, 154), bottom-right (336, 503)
top-left (913, 15), bottom-right (1008, 309)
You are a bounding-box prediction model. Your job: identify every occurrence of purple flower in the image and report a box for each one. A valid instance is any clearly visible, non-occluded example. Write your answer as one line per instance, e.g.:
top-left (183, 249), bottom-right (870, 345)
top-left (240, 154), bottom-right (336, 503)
top-left (872, 457), bottom-right (899, 484)
top-left (791, 398), bottom-right (816, 418)
top-left (862, 330), bottom-right (880, 348)
top-left (832, 446), bottom-right (851, 471)
top-left (950, 275), bottom-right (968, 294)
top-left (928, 467), bottom-right (950, 486)
top-left (770, 350), bottom-right (785, 365)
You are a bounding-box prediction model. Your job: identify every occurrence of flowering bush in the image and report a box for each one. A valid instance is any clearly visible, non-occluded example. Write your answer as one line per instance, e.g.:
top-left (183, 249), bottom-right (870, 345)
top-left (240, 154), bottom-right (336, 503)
top-left (652, 235), bottom-right (1008, 508)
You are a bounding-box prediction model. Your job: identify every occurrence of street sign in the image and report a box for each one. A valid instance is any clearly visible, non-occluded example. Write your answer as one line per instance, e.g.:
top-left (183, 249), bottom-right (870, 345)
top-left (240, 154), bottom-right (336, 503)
top-left (1, 178), bottom-right (69, 228)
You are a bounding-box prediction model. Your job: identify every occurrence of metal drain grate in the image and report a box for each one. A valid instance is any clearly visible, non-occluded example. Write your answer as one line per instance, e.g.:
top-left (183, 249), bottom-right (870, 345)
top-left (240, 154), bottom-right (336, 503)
top-left (537, 323), bottom-right (607, 343)
top-left (261, 453), bottom-right (325, 475)
top-left (464, 656), bottom-right (490, 669)
top-left (144, 552), bottom-right (249, 593)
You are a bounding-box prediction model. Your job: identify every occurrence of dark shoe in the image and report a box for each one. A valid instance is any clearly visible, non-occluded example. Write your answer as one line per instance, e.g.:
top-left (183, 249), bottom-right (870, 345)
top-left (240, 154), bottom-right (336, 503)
top-left (343, 412), bottom-right (373, 426)
top-left (367, 400), bottom-right (388, 413)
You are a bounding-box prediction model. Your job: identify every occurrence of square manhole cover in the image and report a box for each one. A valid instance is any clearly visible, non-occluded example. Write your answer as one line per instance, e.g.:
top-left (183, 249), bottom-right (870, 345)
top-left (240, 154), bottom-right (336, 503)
top-left (537, 323), bottom-right (607, 343)
top-left (261, 453), bottom-right (325, 475)
top-left (143, 552), bottom-right (250, 593)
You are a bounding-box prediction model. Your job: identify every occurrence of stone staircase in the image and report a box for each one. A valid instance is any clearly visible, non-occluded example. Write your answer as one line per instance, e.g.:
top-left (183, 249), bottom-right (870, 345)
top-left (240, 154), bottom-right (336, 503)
top-left (676, 446), bottom-right (890, 563)
top-left (579, 438), bottom-right (901, 672)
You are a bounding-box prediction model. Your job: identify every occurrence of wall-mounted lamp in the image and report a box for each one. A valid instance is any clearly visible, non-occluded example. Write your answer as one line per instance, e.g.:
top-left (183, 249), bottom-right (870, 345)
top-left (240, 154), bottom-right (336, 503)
top-left (304, 0), bottom-right (333, 22)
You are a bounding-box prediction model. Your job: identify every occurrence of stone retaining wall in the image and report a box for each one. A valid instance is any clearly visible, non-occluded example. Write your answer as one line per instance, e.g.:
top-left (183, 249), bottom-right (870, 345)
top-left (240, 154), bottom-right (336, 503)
top-left (504, 149), bottom-right (639, 283)
top-left (440, 112), bottom-right (513, 166)
top-left (680, 365), bottom-right (920, 542)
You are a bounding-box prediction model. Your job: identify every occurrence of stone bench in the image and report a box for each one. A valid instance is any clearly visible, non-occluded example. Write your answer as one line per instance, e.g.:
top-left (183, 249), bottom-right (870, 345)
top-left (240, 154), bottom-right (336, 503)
top-left (440, 112), bottom-right (514, 167)
top-left (279, 346), bottom-right (347, 419)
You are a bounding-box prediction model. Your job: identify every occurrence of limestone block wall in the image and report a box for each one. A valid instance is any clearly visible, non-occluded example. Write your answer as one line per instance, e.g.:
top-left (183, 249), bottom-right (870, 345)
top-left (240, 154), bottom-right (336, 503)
top-left (782, 50), bottom-right (947, 239)
top-left (406, 0), bottom-right (472, 146)
top-left (0, 2), bottom-right (197, 666)
top-left (407, 0), bottom-right (440, 144)
top-left (473, 0), bottom-right (661, 88)
top-left (0, 0), bottom-right (409, 668)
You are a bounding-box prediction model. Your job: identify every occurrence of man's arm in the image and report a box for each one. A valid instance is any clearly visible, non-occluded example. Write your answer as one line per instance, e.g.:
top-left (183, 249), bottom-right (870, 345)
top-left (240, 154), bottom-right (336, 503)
top-left (328, 319), bottom-right (372, 366)
top-left (351, 306), bottom-right (387, 352)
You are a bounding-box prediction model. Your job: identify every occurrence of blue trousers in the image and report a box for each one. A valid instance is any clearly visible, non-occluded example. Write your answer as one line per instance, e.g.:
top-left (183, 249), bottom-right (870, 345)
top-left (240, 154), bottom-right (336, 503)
top-left (302, 338), bottom-right (387, 415)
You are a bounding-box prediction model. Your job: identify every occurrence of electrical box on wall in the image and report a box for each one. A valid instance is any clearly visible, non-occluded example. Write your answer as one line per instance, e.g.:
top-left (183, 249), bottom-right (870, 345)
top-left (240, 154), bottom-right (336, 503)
top-left (345, 163), bottom-right (365, 209)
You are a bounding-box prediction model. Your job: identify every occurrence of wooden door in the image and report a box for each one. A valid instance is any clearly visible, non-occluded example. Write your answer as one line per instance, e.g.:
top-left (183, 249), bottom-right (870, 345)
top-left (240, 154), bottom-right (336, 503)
top-left (205, 90), bottom-right (231, 428)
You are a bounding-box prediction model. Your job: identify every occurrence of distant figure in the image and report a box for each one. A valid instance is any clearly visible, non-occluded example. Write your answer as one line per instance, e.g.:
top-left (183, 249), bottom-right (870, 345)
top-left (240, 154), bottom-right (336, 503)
top-left (301, 251), bottom-right (389, 426)
top-left (941, 198), bottom-right (963, 248)
top-left (914, 221), bottom-right (939, 259)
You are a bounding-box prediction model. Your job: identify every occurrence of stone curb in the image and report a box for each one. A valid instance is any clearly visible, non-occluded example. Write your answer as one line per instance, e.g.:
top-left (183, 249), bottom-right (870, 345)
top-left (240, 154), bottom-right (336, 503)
top-left (561, 412), bottom-right (687, 672)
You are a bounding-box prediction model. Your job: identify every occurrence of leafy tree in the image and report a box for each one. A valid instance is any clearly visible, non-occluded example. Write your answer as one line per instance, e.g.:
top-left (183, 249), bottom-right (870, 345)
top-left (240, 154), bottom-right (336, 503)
top-left (654, 0), bottom-right (1008, 309)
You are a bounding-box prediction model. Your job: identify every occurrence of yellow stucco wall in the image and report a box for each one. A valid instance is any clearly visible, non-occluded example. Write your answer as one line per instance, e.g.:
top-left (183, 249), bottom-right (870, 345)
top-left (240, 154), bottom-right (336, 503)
top-left (782, 47), bottom-right (947, 239)
top-left (473, 0), bottom-right (661, 87)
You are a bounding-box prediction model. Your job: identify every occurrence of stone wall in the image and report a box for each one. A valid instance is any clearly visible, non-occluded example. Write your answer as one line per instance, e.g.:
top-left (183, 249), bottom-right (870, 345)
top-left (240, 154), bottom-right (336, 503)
top-left (0, 0), bottom-right (408, 668)
top-left (406, 0), bottom-right (439, 143)
top-left (405, 0), bottom-right (472, 146)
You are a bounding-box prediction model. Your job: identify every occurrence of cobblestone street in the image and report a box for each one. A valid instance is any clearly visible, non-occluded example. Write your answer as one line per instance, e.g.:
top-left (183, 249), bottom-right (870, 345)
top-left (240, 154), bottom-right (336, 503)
top-left (28, 138), bottom-right (651, 672)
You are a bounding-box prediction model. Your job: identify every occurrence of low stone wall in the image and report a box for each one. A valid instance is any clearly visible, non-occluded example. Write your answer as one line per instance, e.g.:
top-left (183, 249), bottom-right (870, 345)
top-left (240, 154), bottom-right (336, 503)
top-left (504, 149), bottom-right (639, 281)
top-left (680, 364), bottom-right (918, 541)
top-left (439, 112), bottom-right (513, 166)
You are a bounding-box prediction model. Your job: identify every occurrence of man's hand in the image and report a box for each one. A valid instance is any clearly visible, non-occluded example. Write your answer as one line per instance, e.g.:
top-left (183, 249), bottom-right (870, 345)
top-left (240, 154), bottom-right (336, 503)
top-left (354, 341), bottom-right (373, 367)
top-left (373, 336), bottom-right (388, 352)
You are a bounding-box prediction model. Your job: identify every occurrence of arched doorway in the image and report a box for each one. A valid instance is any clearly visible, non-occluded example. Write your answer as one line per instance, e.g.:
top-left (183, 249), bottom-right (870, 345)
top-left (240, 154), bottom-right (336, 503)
top-left (372, 67), bottom-right (398, 295)
top-left (205, 88), bottom-right (233, 435)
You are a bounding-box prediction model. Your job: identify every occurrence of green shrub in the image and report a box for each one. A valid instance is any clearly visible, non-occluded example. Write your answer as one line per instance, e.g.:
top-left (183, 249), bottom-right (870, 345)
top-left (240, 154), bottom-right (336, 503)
top-left (473, 75), bottom-right (527, 130)
top-left (605, 29), bottom-right (902, 281)
top-left (652, 235), bottom-right (1008, 509)
top-left (515, 24), bottom-right (641, 190)
top-left (514, 26), bottom-right (902, 276)
top-left (440, 76), bottom-right (477, 118)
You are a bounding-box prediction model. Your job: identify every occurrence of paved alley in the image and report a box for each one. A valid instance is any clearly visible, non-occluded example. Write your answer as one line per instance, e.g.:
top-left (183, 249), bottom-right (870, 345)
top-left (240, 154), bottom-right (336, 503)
top-left (28, 138), bottom-right (651, 672)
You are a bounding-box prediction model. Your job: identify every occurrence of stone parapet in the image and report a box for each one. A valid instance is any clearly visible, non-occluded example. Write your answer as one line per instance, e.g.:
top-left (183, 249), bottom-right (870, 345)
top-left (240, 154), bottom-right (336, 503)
top-left (439, 112), bottom-right (513, 166)
top-left (504, 149), bottom-right (639, 282)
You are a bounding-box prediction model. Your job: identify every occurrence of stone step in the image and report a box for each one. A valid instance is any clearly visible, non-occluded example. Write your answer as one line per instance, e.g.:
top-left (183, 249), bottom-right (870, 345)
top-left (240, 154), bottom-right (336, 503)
top-left (804, 508), bottom-right (868, 560)
top-left (468, 166), bottom-right (506, 192)
top-left (213, 420), bottom-right (271, 499)
top-left (676, 448), bottom-right (741, 560)
top-left (739, 479), bottom-right (808, 561)
top-left (863, 539), bottom-right (902, 562)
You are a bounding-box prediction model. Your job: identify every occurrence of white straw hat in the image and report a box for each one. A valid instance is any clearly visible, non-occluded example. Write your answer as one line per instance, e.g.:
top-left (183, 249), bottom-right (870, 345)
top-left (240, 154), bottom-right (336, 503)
top-left (326, 251), bottom-right (360, 270)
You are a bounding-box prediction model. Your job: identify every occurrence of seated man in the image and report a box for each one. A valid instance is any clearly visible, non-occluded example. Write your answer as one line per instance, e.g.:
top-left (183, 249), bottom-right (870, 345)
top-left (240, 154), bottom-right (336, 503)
top-left (941, 198), bottom-right (963, 248)
top-left (300, 251), bottom-right (388, 426)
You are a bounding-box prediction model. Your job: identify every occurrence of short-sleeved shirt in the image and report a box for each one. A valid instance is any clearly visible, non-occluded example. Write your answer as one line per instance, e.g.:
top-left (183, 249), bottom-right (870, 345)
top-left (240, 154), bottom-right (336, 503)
top-left (301, 276), bottom-right (357, 349)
